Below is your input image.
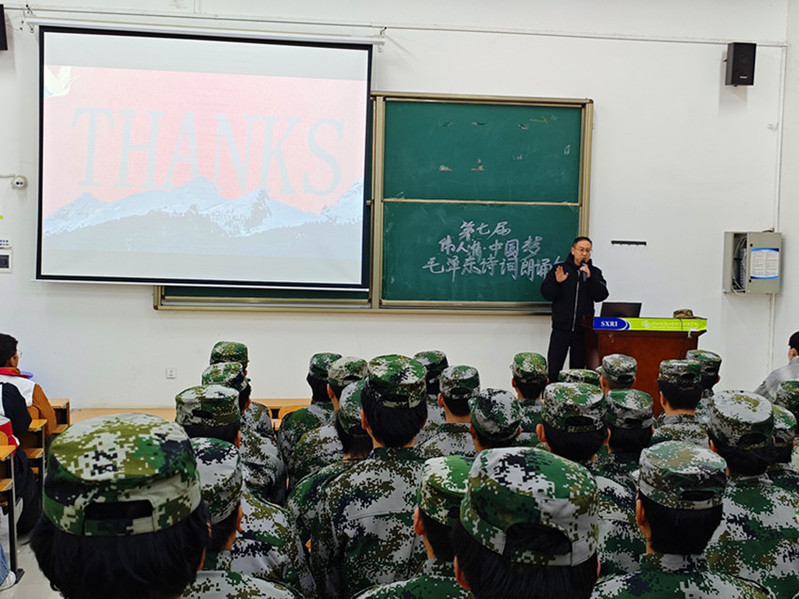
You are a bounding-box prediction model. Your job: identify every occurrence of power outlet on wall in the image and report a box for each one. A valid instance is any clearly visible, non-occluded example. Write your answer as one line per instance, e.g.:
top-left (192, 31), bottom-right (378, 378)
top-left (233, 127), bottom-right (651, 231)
top-left (165, 368), bottom-right (177, 379)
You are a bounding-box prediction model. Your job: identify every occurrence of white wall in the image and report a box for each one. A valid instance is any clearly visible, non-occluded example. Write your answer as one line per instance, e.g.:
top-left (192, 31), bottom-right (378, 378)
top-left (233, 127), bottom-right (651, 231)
top-left (0, 0), bottom-right (793, 408)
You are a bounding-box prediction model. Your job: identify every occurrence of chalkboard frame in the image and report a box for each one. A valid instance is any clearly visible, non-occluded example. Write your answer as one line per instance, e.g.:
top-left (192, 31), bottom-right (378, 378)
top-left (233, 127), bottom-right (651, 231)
top-left (156, 92), bottom-right (593, 312)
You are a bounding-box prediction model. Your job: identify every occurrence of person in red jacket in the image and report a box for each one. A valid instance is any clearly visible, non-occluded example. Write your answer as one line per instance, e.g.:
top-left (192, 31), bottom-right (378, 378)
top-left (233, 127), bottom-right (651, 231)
top-left (0, 334), bottom-right (57, 437)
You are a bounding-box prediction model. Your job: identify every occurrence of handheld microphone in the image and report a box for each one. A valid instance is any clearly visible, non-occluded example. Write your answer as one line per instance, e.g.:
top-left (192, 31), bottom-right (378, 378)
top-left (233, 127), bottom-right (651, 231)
top-left (580, 260), bottom-right (587, 282)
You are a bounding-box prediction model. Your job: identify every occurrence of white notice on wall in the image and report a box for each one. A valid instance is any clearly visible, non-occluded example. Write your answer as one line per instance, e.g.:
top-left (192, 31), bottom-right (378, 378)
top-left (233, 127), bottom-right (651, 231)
top-left (750, 247), bottom-right (780, 279)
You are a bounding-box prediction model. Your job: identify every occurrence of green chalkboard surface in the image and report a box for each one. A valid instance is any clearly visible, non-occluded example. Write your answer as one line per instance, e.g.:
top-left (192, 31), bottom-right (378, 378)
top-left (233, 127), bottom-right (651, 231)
top-left (381, 201), bottom-right (579, 303)
top-left (383, 101), bottom-right (583, 202)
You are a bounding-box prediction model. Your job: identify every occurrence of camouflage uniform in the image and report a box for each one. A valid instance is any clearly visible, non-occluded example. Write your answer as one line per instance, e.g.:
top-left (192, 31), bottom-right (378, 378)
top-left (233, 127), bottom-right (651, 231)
top-left (468, 388), bottom-right (522, 447)
top-left (559, 368), bottom-right (602, 386)
top-left (353, 456), bottom-right (470, 599)
top-left (773, 381), bottom-right (799, 471)
top-left (277, 352), bottom-right (341, 466)
top-left (705, 391), bottom-right (799, 599)
top-left (511, 353), bottom-right (547, 445)
top-left (651, 360), bottom-right (708, 447)
top-left (599, 388), bottom-right (653, 492)
top-left (414, 350), bottom-right (449, 442)
top-left (290, 424), bottom-right (345, 488)
top-left (183, 550), bottom-right (300, 599)
top-left (768, 404), bottom-right (799, 494)
top-left (418, 365), bottom-right (480, 458)
top-left (175, 384), bottom-right (240, 429)
top-left (312, 355), bottom-right (429, 598)
top-left (598, 354), bottom-right (637, 388)
top-left (686, 349), bottom-right (722, 423)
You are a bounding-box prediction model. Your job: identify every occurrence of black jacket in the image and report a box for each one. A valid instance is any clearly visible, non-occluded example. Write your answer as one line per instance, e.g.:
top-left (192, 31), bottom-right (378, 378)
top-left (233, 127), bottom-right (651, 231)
top-left (540, 258), bottom-right (609, 331)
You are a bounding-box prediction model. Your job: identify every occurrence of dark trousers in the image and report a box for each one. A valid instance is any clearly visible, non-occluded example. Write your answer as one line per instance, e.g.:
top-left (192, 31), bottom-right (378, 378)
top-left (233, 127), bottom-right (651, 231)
top-left (547, 328), bottom-right (587, 383)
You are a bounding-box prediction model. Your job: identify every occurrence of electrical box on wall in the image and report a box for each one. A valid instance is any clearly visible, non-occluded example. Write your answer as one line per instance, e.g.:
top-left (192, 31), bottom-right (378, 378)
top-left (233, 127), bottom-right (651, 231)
top-left (723, 231), bottom-right (781, 294)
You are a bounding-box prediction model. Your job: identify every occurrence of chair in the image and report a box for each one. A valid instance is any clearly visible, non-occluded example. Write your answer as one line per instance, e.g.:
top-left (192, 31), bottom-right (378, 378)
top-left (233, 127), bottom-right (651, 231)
top-left (0, 442), bottom-right (17, 572)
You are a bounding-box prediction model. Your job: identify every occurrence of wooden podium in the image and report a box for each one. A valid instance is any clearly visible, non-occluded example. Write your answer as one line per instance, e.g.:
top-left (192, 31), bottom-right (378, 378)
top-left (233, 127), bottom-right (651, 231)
top-left (582, 316), bottom-right (706, 415)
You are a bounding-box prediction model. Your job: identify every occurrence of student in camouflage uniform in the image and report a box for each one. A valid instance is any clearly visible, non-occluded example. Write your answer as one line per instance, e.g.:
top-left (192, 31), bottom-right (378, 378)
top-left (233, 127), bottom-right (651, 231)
top-left (286, 356), bottom-right (367, 490)
top-left (768, 403), bottom-right (799, 494)
top-left (278, 352), bottom-right (342, 467)
top-left (705, 390), bottom-right (799, 599)
top-left (559, 368), bottom-right (602, 386)
top-left (184, 437), bottom-right (299, 599)
top-left (453, 447), bottom-right (600, 599)
top-left (30, 413), bottom-right (210, 599)
top-left (355, 456), bottom-right (471, 599)
top-left (597, 354), bottom-right (637, 394)
top-left (774, 380), bottom-right (799, 470)
top-left (176, 384), bottom-right (315, 596)
top-left (202, 361), bottom-right (286, 505)
top-left (414, 350), bottom-right (449, 441)
top-left (468, 388), bottom-right (523, 450)
top-left (312, 354), bottom-right (430, 598)
top-left (538, 382), bottom-right (643, 578)
top-left (650, 360), bottom-right (708, 447)
top-left (286, 378), bottom-right (372, 548)
top-left (418, 365), bottom-right (480, 458)
top-left (686, 349), bottom-right (722, 422)
top-left (592, 441), bottom-right (771, 599)
top-left (599, 388), bottom-right (654, 492)
top-left (509, 352), bottom-right (548, 445)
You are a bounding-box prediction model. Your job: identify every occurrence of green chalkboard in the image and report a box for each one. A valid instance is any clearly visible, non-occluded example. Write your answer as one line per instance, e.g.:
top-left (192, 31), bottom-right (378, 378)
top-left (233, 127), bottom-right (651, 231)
top-left (383, 101), bottom-right (583, 202)
top-left (381, 201), bottom-right (579, 303)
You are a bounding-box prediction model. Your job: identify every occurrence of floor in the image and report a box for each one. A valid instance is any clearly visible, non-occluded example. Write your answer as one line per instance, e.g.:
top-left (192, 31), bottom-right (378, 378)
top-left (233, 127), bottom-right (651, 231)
top-left (0, 533), bottom-right (59, 597)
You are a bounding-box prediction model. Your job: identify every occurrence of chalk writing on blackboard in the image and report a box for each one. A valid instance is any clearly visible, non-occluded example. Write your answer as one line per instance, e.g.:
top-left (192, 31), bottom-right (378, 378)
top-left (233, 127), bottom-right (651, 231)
top-left (422, 220), bottom-right (559, 282)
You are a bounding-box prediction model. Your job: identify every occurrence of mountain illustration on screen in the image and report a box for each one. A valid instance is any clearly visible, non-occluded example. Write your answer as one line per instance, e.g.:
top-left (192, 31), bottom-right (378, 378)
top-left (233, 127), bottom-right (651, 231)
top-left (44, 177), bottom-right (364, 238)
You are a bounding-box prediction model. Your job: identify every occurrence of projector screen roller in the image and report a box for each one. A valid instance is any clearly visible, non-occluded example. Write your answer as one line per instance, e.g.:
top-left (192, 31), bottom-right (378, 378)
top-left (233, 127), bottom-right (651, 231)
top-left (38, 27), bottom-right (371, 289)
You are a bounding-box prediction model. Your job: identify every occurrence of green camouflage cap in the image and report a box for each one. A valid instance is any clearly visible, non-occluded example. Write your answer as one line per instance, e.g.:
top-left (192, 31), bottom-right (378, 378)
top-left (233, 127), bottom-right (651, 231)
top-left (202, 361), bottom-right (247, 393)
top-left (558, 369), bottom-right (601, 386)
top-left (337, 379), bottom-right (366, 432)
top-left (598, 354), bottom-right (637, 386)
top-left (772, 404), bottom-right (796, 447)
top-left (510, 353), bottom-right (548, 384)
top-left (708, 390), bottom-right (774, 449)
top-left (417, 456), bottom-right (470, 527)
top-left (413, 350), bottom-right (449, 383)
top-left (309, 352), bottom-right (343, 381)
top-left (210, 341), bottom-right (249, 369)
top-left (468, 388), bottom-right (522, 441)
top-left (542, 382), bottom-right (606, 433)
top-left (191, 437), bottom-right (242, 525)
top-left (605, 388), bottom-right (654, 429)
top-left (365, 354), bottom-right (426, 409)
top-left (685, 349), bottom-right (722, 377)
top-left (43, 413), bottom-right (201, 536)
top-left (638, 441), bottom-right (727, 510)
top-left (774, 380), bottom-right (799, 420)
top-left (327, 356), bottom-right (368, 389)
top-left (657, 360), bottom-right (702, 386)
top-left (439, 365), bottom-right (480, 401)
top-left (175, 385), bottom-right (240, 427)
top-left (461, 447), bottom-right (598, 566)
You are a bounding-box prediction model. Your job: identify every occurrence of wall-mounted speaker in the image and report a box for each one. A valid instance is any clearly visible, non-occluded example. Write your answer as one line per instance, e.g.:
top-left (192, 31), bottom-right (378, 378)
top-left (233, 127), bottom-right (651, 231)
top-left (725, 42), bottom-right (756, 86)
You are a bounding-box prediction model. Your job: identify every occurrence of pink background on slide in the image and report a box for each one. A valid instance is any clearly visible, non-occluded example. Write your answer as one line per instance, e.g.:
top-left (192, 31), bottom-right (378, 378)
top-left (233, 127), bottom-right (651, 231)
top-left (42, 66), bottom-right (368, 217)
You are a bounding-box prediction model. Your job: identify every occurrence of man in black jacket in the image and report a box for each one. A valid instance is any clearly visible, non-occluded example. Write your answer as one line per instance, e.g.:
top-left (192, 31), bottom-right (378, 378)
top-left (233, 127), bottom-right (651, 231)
top-left (540, 236), bottom-right (609, 383)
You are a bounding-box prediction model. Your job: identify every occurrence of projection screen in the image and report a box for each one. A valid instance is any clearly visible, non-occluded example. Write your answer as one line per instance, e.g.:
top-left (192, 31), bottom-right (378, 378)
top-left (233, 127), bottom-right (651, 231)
top-left (37, 26), bottom-right (372, 289)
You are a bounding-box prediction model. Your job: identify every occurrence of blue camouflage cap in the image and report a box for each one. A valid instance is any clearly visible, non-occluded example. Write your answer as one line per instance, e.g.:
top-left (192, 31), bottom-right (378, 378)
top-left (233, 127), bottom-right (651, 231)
top-left (43, 413), bottom-right (202, 536)
top-left (191, 437), bottom-right (242, 525)
top-left (460, 447), bottom-right (598, 566)
top-left (210, 341), bottom-right (249, 370)
top-left (417, 456), bottom-right (470, 527)
top-left (558, 369), bottom-right (601, 386)
top-left (365, 354), bottom-right (427, 409)
top-left (542, 382), bottom-right (606, 433)
top-left (469, 388), bottom-right (522, 441)
top-left (439, 365), bottom-right (480, 402)
top-left (707, 390), bottom-right (774, 449)
top-left (309, 352), bottom-right (343, 381)
top-left (511, 353), bottom-right (548, 385)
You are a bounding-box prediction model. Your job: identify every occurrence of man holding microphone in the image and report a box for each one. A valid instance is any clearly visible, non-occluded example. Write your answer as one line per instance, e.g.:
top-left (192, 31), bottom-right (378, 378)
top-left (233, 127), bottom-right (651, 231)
top-left (540, 236), bottom-right (609, 384)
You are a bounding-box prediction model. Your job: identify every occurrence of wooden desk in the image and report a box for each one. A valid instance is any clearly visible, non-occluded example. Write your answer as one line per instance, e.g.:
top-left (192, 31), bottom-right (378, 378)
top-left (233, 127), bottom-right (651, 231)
top-left (21, 419), bottom-right (46, 495)
top-left (0, 446), bottom-right (17, 572)
top-left (50, 398), bottom-right (71, 435)
top-left (252, 398), bottom-right (310, 419)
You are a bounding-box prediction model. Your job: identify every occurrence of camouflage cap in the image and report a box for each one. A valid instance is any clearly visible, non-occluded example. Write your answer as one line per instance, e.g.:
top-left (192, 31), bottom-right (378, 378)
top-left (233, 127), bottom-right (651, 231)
top-left (417, 456), bottom-right (470, 527)
top-left (202, 361), bottom-right (247, 393)
top-left (541, 382), bottom-right (606, 433)
top-left (510, 353), bottom-right (548, 385)
top-left (707, 390), bottom-right (774, 449)
top-left (413, 350), bottom-right (449, 383)
top-left (772, 403), bottom-right (796, 447)
top-left (605, 388), bottom-right (654, 429)
top-left (439, 365), bottom-right (480, 401)
top-left (175, 385), bottom-right (240, 427)
top-left (598, 354), bottom-right (637, 386)
top-left (210, 341), bottom-right (248, 369)
top-left (638, 441), bottom-right (727, 510)
top-left (308, 352), bottom-right (343, 381)
top-left (461, 447), bottom-right (598, 566)
top-left (774, 380), bottom-right (799, 420)
top-left (558, 369), bottom-right (601, 386)
top-left (685, 349), bottom-right (722, 377)
top-left (327, 356), bottom-right (368, 389)
top-left (337, 379), bottom-right (366, 432)
top-left (191, 437), bottom-right (242, 525)
top-left (365, 354), bottom-right (426, 409)
top-left (657, 360), bottom-right (702, 386)
top-left (43, 413), bottom-right (201, 536)
top-left (468, 388), bottom-right (522, 441)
